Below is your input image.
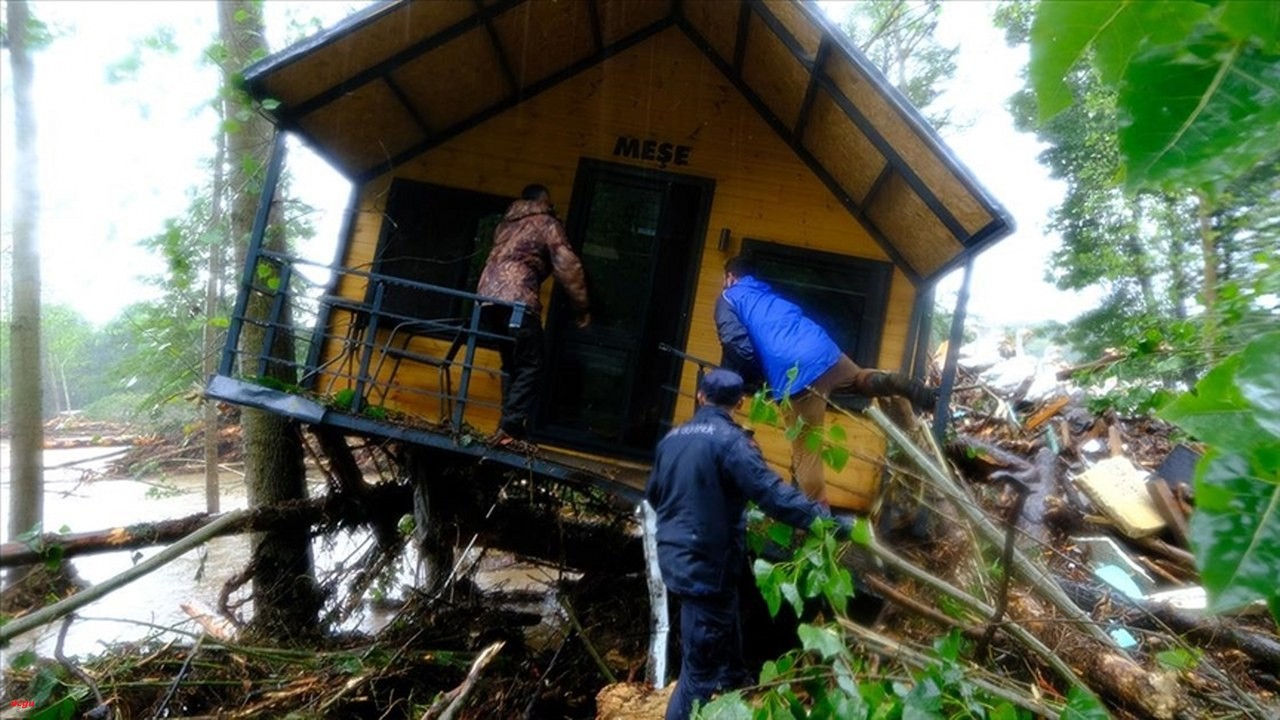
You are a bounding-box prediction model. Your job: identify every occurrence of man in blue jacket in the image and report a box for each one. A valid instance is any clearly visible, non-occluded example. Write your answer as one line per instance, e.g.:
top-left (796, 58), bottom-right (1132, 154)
top-left (716, 255), bottom-right (937, 502)
top-left (647, 369), bottom-right (847, 720)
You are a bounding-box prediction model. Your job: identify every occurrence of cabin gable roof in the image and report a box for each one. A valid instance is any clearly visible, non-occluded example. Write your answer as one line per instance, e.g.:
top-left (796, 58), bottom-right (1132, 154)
top-left (244, 0), bottom-right (1013, 282)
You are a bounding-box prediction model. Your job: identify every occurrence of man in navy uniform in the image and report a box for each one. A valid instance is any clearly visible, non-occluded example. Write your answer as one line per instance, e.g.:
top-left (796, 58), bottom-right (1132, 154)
top-left (646, 369), bottom-right (849, 720)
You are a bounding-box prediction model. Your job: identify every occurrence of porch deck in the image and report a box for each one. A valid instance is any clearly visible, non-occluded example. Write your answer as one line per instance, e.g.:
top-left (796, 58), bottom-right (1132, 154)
top-left (207, 249), bottom-right (657, 504)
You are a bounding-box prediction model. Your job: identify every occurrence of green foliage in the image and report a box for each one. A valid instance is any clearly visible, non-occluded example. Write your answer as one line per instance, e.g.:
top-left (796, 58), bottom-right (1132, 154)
top-left (1028, 0), bottom-right (1280, 195)
top-left (753, 517), bottom-right (856, 618)
top-left (1154, 647), bottom-right (1203, 672)
top-left (1160, 331), bottom-right (1280, 623)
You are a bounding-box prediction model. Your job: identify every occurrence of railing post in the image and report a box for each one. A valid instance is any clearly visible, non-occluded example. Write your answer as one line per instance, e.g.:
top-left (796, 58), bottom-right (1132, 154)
top-left (352, 280), bottom-right (385, 414)
top-left (932, 255), bottom-right (973, 442)
top-left (256, 262), bottom-right (294, 378)
top-left (452, 301), bottom-right (487, 429)
top-left (220, 131), bottom-right (287, 378)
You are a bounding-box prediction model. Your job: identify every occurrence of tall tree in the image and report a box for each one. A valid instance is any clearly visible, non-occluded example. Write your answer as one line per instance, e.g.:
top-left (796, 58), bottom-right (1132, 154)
top-left (4, 0), bottom-right (44, 559)
top-left (216, 0), bottom-right (320, 639)
top-left (996, 0), bottom-right (1279, 408)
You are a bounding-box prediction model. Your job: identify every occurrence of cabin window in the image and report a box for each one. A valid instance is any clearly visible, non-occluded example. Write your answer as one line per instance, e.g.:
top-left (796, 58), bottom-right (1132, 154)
top-left (369, 179), bottom-right (511, 323)
top-left (741, 240), bottom-right (893, 409)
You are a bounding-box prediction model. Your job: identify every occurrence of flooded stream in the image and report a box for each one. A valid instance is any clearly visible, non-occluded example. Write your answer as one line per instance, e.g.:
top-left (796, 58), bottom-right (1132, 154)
top-left (0, 440), bottom-right (571, 661)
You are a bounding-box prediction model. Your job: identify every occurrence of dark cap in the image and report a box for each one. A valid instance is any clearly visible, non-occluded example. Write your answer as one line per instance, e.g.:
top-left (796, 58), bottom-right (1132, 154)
top-left (700, 369), bottom-right (745, 407)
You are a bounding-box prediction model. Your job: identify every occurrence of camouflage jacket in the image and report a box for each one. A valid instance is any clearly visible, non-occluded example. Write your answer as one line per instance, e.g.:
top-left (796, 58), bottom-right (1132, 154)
top-left (477, 199), bottom-right (590, 315)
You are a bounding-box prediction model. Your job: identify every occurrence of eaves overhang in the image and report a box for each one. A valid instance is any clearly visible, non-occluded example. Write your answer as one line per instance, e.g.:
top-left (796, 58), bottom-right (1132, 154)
top-left (243, 0), bottom-right (1014, 283)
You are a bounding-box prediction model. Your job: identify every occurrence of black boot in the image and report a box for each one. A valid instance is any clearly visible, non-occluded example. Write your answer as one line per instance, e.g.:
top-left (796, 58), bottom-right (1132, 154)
top-left (867, 372), bottom-right (938, 412)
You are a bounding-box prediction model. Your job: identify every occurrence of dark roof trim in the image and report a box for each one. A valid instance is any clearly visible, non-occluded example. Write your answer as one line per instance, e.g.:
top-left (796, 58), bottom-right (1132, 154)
top-left (796, 0), bottom-right (1013, 247)
top-left (732, 0), bottom-right (751, 73)
top-left (679, 16), bottom-right (921, 285)
top-left (749, 0), bottom-right (970, 244)
top-left (355, 14), bottom-right (677, 183)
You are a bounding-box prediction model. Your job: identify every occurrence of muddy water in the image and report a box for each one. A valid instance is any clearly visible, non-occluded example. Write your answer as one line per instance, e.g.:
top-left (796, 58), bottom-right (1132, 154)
top-left (1, 441), bottom-right (572, 661)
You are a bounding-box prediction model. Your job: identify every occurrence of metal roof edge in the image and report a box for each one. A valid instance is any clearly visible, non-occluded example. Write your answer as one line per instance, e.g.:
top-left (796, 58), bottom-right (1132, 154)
top-left (796, 0), bottom-right (1016, 246)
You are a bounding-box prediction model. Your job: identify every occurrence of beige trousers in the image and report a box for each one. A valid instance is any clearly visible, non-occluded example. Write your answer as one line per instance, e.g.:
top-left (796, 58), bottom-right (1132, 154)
top-left (783, 354), bottom-right (877, 503)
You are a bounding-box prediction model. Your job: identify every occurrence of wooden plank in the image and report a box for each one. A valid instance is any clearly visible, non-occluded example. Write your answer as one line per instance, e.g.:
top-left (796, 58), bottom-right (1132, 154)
top-left (740, 12), bottom-right (807, 130)
top-left (821, 51), bottom-right (992, 236)
top-left (491, 0), bottom-right (596, 88)
top-left (392, 27), bottom-right (511, 131)
top-left (261, 1), bottom-right (476, 108)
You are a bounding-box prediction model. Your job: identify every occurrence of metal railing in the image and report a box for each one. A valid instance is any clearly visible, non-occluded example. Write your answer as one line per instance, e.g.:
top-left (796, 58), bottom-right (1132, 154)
top-left (218, 248), bottom-right (527, 432)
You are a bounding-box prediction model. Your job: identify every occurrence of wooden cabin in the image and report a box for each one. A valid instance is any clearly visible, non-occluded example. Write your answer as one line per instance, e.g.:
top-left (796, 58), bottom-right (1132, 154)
top-left (208, 0), bottom-right (1013, 511)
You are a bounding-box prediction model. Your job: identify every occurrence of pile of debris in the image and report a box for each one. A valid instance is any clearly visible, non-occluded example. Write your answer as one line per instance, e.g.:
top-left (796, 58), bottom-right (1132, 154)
top-left (597, 337), bottom-right (1278, 719)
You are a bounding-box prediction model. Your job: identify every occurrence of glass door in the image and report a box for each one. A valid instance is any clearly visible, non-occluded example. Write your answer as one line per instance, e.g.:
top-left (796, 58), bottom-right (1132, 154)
top-left (535, 161), bottom-right (712, 457)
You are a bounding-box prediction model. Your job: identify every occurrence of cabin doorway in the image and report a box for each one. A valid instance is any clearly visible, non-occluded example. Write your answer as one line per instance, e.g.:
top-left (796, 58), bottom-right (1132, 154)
top-left (535, 160), bottom-right (713, 458)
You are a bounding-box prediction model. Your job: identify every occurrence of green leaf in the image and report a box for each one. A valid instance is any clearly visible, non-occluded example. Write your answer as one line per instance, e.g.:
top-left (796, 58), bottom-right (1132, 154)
top-left (260, 97), bottom-right (281, 111)
top-left (694, 691), bottom-right (753, 719)
top-left (991, 703), bottom-right (1021, 720)
top-left (1160, 353), bottom-right (1270, 450)
top-left (780, 582), bottom-right (804, 617)
top-left (1119, 32), bottom-right (1280, 193)
top-left (1217, 0), bottom-right (1280, 51)
top-left (822, 445), bottom-right (850, 473)
top-left (1189, 450), bottom-right (1280, 619)
top-left (1236, 331), bottom-right (1280, 437)
top-left (1155, 647), bottom-right (1202, 670)
top-left (826, 423), bottom-right (847, 444)
top-left (850, 517), bottom-right (873, 546)
top-left (1059, 686), bottom-right (1109, 720)
top-left (766, 522), bottom-right (795, 548)
top-left (754, 559), bottom-right (783, 617)
top-left (797, 623), bottom-right (846, 660)
top-left (8, 649), bottom-right (37, 669)
top-left (1029, 0), bottom-right (1211, 121)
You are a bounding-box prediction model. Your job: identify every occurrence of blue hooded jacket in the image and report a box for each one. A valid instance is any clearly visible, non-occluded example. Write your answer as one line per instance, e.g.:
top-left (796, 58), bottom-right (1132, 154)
top-left (645, 404), bottom-right (833, 596)
top-left (716, 275), bottom-right (841, 400)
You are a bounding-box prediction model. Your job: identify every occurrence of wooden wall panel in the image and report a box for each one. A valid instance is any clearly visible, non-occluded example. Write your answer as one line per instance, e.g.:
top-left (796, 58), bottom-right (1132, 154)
top-left (492, 0), bottom-right (596, 88)
top-left (598, 0), bottom-right (672, 46)
top-left (866, 172), bottom-right (962, 278)
top-left (261, 1), bottom-right (475, 107)
top-left (823, 53), bottom-right (993, 236)
top-left (741, 13), bottom-right (807, 130)
top-left (761, 1), bottom-right (822, 58)
top-left (802, 89), bottom-right (885, 204)
top-left (298, 81), bottom-right (424, 174)
top-left (395, 28), bottom-right (510, 131)
top-left (680, 0), bottom-right (738, 66)
top-left (336, 27), bottom-right (916, 510)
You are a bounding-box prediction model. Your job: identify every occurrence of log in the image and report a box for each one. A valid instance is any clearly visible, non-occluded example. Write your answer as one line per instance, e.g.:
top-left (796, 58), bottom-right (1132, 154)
top-left (1008, 590), bottom-right (1182, 719)
top-left (0, 497), bottom-right (337, 568)
top-left (0, 510), bottom-right (249, 643)
top-left (1059, 578), bottom-right (1280, 669)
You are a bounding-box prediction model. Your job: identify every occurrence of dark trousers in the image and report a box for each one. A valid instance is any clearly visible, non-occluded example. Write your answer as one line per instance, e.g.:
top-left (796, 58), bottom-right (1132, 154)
top-left (481, 305), bottom-right (543, 438)
top-left (666, 590), bottom-right (751, 720)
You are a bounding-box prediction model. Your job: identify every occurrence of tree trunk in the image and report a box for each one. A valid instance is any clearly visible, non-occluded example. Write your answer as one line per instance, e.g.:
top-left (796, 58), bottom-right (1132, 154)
top-left (218, 0), bottom-right (320, 639)
top-left (5, 0), bottom-right (44, 575)
top-left (203, 101), bottom-right (229, 514)
top-left (1196, 191), bottom-right (1220, 361)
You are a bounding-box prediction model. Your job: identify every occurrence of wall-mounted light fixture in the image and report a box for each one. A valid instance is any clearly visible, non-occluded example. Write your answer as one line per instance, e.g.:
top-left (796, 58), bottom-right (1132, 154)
top-left (717, 228), bottom-right (731, 251)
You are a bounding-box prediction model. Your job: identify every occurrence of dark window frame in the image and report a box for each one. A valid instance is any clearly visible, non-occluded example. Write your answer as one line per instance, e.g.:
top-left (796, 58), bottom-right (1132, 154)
top-left (367, 178), bottom-right (511, 328)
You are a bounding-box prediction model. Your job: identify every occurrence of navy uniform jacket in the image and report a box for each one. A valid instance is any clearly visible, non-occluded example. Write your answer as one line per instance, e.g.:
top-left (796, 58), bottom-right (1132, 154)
top-left (645, 404), bottom-right (833, 597)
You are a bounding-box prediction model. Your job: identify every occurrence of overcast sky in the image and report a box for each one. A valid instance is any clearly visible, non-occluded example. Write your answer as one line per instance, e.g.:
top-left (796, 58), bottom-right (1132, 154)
top-left (2, 0), bottom-right (1095, 330)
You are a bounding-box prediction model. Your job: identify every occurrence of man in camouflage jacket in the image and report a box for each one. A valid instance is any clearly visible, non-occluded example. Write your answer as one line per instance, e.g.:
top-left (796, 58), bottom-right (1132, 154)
top-left (477, 184), bottom-right (591, 442)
